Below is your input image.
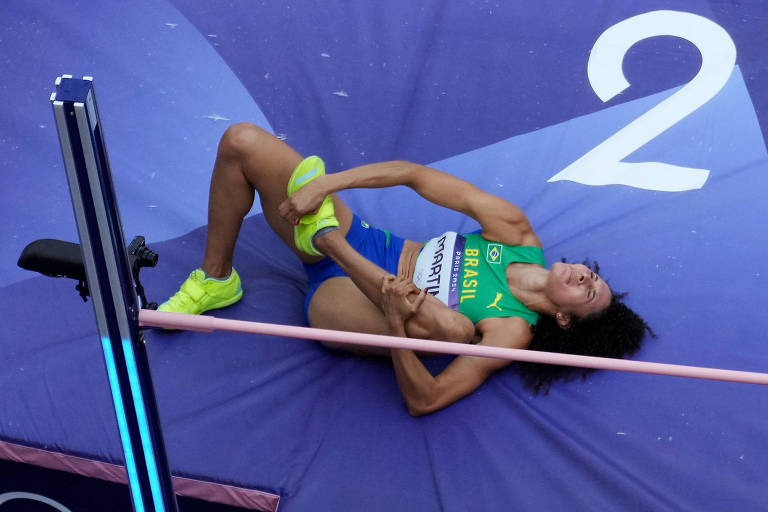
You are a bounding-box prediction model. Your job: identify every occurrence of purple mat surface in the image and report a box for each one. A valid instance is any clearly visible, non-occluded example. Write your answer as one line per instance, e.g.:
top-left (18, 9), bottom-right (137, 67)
top-left (2, 1), bottom-right (767, 510)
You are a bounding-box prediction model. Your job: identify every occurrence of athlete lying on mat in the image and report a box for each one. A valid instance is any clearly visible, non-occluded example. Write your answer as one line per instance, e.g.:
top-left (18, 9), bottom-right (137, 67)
top-left (160, 123), bottom-right (653, 415)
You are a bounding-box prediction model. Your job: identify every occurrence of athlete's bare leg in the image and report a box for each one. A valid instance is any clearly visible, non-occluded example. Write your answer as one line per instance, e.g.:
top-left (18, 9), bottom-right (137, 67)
top-left (201, 123), bottom-right (473, 354)
top-left (312, 230), bottom-right (475, 346)
top-left (201, 122), bottom-right (353, 278)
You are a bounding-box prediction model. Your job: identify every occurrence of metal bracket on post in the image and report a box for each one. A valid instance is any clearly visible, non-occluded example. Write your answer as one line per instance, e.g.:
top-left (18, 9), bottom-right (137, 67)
top-left (51, 75), bottom-right (178, 512)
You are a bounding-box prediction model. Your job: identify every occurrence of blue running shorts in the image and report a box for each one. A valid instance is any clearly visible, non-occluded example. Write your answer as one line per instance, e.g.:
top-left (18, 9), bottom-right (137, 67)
top-left (302, 215), bottom-right (405, 320)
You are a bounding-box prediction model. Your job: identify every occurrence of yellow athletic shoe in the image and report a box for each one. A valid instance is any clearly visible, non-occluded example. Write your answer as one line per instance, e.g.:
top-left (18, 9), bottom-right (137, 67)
top-left (158, 268), bottom-right (243, 315)
top-left (287, 155), bottom-right (339, 256)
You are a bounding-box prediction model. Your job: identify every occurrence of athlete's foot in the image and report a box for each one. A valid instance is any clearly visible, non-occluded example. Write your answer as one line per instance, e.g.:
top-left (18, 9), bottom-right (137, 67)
top-left (287, 156), bottom-right (340, 256)
top-left (158, 268), bottom-right (243, 315)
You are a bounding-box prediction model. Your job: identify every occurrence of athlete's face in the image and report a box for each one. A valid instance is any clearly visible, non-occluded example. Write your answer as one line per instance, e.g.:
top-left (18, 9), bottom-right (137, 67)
top-left (546, 262), bottom-right (612, 321)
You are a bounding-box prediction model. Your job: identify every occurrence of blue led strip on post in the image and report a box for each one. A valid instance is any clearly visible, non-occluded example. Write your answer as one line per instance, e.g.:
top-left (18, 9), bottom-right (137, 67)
top-left (122, 338), bottom-right (166, 512)
top-left (51, 76), bottom-right (178, 512)
top-left (102, 338), bottom-right (146, 512)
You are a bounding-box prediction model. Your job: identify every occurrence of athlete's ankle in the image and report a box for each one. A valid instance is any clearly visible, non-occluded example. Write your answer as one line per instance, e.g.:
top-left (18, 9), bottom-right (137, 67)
top-left (311, 227), bottom-right (341, 253)
top-left (200, 263), bottom-right (232, 280)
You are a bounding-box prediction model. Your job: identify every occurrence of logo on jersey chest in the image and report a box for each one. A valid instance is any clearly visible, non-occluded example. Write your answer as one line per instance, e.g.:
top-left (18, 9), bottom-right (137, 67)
top-left (486, 243), bottom-right (503, 264)
top-left (459, 245), bottom-right (505, 308)
top-left (486, 292), bottom-right (503, 310)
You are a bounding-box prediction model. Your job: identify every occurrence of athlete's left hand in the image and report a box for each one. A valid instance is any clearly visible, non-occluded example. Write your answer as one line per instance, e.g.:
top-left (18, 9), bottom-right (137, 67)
top-left (381, 275), bottom-right (426, 325)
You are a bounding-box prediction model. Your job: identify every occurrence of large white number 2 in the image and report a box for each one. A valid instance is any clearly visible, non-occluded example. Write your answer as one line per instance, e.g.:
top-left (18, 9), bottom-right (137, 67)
top-left (548, 10), bottom-right (736, 192)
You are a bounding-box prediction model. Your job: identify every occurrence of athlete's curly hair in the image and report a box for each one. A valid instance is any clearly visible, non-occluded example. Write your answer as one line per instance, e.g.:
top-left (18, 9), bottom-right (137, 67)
top-left (517, 260), bottom-right (656, 394)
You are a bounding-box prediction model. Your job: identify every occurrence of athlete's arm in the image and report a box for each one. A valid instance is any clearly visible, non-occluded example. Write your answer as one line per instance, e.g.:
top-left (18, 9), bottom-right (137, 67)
top-left (402, 292), bottom-right (475, 343)
top-left (278, 161), bottom-right (538, 246)
top-left (392, 316), bottom-right (533, 416)
top-left (380, 274), bottom-right (468, 339)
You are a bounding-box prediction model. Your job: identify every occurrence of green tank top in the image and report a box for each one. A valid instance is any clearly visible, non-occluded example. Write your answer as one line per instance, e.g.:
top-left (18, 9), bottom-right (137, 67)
top-left (412, 232), bottom-right (546, 325)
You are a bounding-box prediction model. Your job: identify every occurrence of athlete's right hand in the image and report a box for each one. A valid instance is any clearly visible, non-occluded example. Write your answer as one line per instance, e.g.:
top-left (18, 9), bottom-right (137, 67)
top-left (278, 175), bottom-right (329, 225)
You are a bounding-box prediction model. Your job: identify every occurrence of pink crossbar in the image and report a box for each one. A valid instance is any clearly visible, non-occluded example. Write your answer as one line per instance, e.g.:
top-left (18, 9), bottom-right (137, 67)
top-left (139, 309), bottom-right (768, 385)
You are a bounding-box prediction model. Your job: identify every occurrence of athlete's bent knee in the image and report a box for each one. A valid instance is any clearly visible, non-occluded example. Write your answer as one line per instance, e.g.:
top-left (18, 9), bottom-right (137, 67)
top-left (220, 122), bottom-right (265, 157)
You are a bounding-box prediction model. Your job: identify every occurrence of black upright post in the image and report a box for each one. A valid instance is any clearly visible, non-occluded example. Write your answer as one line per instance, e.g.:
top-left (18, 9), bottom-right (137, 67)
top-left (50, 75), bottom-right (178, 512)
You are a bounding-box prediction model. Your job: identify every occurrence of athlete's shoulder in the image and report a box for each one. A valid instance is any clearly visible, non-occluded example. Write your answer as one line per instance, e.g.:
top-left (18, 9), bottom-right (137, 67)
top-left (479, 218), bottom-right (542, 248)
top-left (476, 316), bottom-right (533, 349)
